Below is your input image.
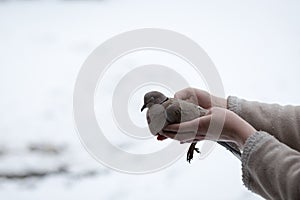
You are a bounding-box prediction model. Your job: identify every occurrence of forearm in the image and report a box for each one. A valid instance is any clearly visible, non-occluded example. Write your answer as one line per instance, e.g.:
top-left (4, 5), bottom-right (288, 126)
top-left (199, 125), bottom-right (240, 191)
top-left (227, 96), bottom-right (300, 152)
top-left (242, 131), bottom-right (300, 200)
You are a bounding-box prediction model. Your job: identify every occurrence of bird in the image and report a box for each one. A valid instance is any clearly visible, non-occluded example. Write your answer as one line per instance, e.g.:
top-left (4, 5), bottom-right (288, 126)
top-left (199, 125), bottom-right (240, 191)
top-left (141, 91), bottom-right (241, 163)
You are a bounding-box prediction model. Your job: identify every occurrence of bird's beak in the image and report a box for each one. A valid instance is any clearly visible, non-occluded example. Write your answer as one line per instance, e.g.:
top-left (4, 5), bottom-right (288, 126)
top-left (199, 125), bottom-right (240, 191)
top-left (141, 104), bottom-right (146, 112)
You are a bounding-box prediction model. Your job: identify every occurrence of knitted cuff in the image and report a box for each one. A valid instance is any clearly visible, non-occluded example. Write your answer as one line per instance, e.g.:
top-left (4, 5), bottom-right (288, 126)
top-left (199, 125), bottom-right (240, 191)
top-left (241, 131), bottom-right (271, 190)
top-left (227, 96), bottom-right (241, 116)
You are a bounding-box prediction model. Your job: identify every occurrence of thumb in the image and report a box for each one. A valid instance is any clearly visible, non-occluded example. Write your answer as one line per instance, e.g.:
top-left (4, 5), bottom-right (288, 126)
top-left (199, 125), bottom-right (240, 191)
top-left (164, 115), bottom-right (211, 133)
top-left (174, 92), bottom-right (186, 100)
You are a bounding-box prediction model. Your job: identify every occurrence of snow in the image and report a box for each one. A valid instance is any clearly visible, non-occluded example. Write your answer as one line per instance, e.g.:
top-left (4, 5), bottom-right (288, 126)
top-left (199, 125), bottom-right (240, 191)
top-left (0, 0), bottom-right (300, 199)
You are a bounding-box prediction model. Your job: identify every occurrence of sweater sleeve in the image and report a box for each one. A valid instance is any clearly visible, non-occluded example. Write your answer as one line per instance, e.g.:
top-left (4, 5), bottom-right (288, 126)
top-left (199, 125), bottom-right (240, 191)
top-left (242, 131), bottom-right (300, 200)
top-left (227, 96), bottom-right (300, 152)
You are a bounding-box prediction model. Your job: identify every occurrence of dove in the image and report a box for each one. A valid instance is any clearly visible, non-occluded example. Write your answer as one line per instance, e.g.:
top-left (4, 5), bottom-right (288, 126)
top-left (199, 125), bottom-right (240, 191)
top-left (141, 91), bottom-right (241, 163)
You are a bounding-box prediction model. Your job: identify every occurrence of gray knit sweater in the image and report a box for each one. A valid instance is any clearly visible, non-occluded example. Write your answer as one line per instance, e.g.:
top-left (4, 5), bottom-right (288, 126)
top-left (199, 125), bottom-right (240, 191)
top-left (228, 96), bottom-right (300, 200)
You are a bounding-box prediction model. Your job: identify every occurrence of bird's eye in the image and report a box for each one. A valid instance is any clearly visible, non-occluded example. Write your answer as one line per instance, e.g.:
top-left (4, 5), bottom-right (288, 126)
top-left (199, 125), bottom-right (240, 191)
top-left (148, 97), bottom-right (154, 103)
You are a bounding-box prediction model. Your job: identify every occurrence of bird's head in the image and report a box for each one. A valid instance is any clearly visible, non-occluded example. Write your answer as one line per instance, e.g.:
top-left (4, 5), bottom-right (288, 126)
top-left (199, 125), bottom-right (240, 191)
top-left (141, 91), bottom-right (168, 112)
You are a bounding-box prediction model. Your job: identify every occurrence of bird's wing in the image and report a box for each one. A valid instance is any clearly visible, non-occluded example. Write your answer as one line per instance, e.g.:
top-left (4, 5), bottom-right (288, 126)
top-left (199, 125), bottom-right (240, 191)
top-left (147, 104), bottom-right (168, 135)
top-left (165, 102), bottom-right (182, 124)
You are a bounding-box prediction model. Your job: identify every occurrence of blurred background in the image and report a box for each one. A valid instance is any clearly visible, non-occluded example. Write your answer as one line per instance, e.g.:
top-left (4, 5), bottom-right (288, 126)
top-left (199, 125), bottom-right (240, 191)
top-left (1, 0), bottom-right (299, 199)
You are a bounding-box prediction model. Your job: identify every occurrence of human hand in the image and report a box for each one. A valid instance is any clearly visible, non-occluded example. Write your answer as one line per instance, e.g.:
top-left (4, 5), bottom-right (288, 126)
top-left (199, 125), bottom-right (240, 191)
top-left (162, 107), bottom-right (256, 150)
top-left (174, 87), bottom-right (227, 109)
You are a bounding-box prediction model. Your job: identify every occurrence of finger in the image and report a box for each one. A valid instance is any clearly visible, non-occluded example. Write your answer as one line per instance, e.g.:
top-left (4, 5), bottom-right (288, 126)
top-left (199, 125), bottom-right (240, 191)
top-left (162, 131), bottom-right (193, 141)
top-left (163, 123), bottom-right (180, 132)
top-left (206, 108), bottom-right (213, 115)
top-left (174, 92), bottom-right (187, 100)
top-left (164, 115), bottom-right (211, 133)
top-left (161, 131), bottom-right (176, 139)
top-left (181, 134), bottom-right (206, 142)
top-left (162, 131), bottom-right (206, 142)
top-left (180, 137), bottom-right (205, 144)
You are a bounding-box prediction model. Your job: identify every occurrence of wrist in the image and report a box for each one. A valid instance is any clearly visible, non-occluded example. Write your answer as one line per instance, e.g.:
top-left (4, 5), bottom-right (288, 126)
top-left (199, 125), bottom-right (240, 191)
top-left (211, 96), bottom-right (227, 109)
top-left (233, 120), bottom-right (256, 149)
top-left (226, 112), bottom-right (256, 149)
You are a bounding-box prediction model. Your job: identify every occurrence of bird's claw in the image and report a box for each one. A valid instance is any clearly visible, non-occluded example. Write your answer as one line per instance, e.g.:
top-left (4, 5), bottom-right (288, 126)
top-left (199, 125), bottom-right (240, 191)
top-left (187, 143), bottom-right (200, 163)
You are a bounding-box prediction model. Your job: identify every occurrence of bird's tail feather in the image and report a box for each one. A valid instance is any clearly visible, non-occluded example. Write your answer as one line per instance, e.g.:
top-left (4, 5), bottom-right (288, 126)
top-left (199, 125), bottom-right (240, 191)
top-left (217, 141), bottom-right (242, 160)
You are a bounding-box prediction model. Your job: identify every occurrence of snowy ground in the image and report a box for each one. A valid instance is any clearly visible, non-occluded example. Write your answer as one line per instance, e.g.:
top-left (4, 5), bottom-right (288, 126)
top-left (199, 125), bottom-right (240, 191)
top-left (0, 0), bottom-right (300, 199)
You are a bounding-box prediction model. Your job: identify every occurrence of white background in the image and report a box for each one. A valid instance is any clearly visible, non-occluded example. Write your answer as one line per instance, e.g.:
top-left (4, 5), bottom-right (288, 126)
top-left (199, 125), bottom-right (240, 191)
top-left (0, 0), bottom-right (299, 199)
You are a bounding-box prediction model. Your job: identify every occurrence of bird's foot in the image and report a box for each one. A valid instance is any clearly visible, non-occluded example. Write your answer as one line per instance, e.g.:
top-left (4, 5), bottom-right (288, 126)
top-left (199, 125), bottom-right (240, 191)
top-left (187, 143), bottom-right (200, 163)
